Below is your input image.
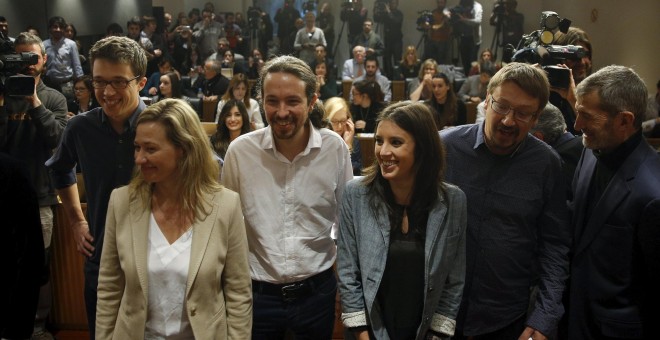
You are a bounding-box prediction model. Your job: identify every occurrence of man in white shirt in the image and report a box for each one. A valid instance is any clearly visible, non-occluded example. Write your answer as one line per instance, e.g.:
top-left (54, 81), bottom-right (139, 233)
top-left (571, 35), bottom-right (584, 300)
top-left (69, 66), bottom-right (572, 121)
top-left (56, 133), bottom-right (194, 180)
top-left (221, 55), bottom-right (352, 339)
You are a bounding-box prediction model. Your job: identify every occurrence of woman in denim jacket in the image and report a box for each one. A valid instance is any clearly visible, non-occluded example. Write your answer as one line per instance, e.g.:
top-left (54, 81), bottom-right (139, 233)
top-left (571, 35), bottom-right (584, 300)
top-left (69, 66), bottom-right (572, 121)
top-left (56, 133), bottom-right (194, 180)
top-left (337, 102), bottom-right (467, 340)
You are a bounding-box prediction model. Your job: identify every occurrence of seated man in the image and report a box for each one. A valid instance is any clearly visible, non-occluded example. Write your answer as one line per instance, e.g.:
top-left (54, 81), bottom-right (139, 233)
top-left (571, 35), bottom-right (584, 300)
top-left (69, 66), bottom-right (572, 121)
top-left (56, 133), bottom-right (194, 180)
top-left (352, 56), bottom-right (391, 102)
top-left (192, 59), bottom-right (229, 101)
top-left (457, 65), bottom-right (494, 103)
top-left (310, 43), bottom-right (336, 81)
top-left (342, 45), bottom-right (366, 81)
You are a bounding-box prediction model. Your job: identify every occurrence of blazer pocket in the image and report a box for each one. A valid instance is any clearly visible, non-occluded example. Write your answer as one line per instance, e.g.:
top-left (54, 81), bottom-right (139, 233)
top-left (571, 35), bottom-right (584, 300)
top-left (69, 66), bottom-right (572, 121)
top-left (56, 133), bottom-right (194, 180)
top-left (595, 316), bottom-right (643, 339)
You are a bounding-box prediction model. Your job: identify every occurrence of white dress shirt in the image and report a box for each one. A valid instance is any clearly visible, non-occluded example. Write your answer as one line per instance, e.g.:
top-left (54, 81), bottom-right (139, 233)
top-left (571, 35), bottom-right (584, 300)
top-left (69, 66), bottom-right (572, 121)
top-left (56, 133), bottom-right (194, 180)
top-left (221, 122), bottom-right (353, 283)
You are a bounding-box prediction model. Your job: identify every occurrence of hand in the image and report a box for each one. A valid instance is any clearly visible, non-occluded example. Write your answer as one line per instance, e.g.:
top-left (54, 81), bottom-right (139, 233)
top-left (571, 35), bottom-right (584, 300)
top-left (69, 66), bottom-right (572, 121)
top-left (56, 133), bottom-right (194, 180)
top-left (354, 119), bottom-right (366, 130)
top-left (344, 118), bottom-right (356, 144)
top-left (518, 327), bottom-right (548, 340)
top-left (642, 118), bottom-right (658, 132)
top-left (24, 78), bottom-right (41, 108)
top-left (470, 96), bottom-right (481, 103)
top-left (354, 330), bottom-right (370, 340)
top-left (148, 87), bottom-right (158, 96)
top-left (317, 75), bottom-right (325, 86)
top-left (551, 64), bottom-right (577, 106)
top-left (66, 111), bottom-right (75, 119)
top-left (153, 49), bottom-right (162, 57)
top-left (72, 220), bottom-right (95, 257)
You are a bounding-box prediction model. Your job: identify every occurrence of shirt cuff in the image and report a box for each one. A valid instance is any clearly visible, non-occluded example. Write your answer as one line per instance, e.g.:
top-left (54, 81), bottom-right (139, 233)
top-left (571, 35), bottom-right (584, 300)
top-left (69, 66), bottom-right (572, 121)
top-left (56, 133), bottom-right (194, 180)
top-left (430, 313), bottom-right (456, 336)
top-left (341, 311), bottom-right (368, 328)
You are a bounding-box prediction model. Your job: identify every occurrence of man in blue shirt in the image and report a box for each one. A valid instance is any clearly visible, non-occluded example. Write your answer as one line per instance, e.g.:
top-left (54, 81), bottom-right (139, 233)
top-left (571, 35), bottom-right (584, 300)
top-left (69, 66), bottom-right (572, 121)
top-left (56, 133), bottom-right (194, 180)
top-left (43, 16), bottom-right (84, 101)
top-left (46, 36), bottom-right (147, 339)
top-left (440, 63), bottom-right (571, 339)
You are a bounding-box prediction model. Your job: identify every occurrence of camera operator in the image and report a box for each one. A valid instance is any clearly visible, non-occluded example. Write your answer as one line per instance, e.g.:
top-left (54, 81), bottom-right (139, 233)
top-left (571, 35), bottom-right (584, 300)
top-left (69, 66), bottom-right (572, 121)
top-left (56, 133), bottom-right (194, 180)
top-left (317, 3), bottom-right (335, 56)
top-left (274, 0), bottom-right (301, 55)
top-left (0, 16), bottom-right (14, 42)
top-left (0, 32), bottom-right (67, 340)
top-left (550, 27), bottom-right (593, 134)
top-left (489, 0), bottom-right (523, 63)
top-left (340, 0), bottom-right (368, 50)
top-left (423, 0), bottom-right (452, 64)
top-left (452, 0), bottom-right (483, 75)
top-left (374, 0), bottom-right (403, 80)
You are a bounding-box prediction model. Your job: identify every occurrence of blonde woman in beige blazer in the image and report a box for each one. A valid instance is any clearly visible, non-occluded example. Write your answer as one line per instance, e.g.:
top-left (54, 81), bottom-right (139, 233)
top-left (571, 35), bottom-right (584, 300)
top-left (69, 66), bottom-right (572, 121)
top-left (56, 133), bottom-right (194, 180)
top-left (96, 99), bottom-right (252, 340)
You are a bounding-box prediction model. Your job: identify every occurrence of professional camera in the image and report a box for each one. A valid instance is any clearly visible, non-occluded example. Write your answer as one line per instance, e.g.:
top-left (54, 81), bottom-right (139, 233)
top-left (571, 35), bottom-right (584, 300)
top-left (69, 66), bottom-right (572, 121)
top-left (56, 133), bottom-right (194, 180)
top-left (247, 6), bottom-right (262, 30)
top-left (511, 11), bottom-right (585, 89)
top-left (416, 10), bottom-right (433, 32)
top-left (449, 5), bottom-right (468, 22)
top-left (0, 33), bottom-right (39, 97)
top-left (493, 0), bottom-right (506, 16)
top-left (302, 0), bottom-right (317, 13)
top-left (341, 0), bottom-right (357, 11)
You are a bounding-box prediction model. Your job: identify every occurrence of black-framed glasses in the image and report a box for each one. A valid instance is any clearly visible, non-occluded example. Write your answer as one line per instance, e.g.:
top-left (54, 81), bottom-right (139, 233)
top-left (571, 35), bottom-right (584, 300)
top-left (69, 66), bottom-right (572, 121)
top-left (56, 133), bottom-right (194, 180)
top-left (490, 96), bottom-right (537, 123)
top-left (92, 75), bottom-right (141, 90)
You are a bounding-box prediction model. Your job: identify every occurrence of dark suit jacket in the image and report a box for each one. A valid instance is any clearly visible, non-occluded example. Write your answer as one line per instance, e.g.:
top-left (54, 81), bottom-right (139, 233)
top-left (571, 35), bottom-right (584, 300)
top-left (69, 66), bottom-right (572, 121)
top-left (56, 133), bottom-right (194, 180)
top-left (568, 139), bottom-right (660, 339)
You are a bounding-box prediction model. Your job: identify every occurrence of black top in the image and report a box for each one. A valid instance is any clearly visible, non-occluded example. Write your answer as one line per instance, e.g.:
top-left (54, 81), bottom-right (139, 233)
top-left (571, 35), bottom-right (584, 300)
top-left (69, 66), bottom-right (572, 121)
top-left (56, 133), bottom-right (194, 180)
top-left (350, 101), bottom-right (385, 133)
top-left (425, 99), bottom-right (467, 129)
top-left (399, 61), bottom-right (420, 80)
top-left (377, 204), bottom-right (427, 339)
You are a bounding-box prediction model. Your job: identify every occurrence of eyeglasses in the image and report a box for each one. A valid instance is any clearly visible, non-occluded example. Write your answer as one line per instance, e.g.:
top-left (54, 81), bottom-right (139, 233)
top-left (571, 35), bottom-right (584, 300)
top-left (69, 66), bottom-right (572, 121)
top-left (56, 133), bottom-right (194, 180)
top-left (331, 119), bottom-right (348, 126)
top-left (92, 75), bottom-right (141, 90)
top-left (490, 96), bottom-right (537, 123)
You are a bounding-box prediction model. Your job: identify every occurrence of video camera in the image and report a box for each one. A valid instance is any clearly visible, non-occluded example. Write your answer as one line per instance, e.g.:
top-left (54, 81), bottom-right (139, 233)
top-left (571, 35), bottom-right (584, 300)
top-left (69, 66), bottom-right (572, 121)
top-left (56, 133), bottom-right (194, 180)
top-left (302, 0), bottom-right (317, 13)
top-left (0, 33), bottom-right (39, 97)
top-left (493, 0), bottom-right (506, 16)
top-left (247, 6), bottom-right (262, 30)
top-left (511, 11), bottom-right (585, 89)
top-left (416, 11), bottom-right (433, 32)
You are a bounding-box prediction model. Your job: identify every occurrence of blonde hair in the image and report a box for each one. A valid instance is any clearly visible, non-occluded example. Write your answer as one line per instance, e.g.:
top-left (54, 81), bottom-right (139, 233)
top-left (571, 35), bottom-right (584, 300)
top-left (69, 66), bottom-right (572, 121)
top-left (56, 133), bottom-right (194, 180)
top-left (323, 97), bottom-right (351, 122)
top-left (129, 98), bottom-right (221, 220)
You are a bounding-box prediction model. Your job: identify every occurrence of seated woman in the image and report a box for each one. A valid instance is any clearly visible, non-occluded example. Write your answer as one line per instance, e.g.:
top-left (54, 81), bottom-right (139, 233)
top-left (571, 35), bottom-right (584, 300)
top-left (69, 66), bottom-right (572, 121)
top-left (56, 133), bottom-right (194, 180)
top-left (425, 73), bottom-right (467, 129)
top-left (247, 48), bottom-right (265, 80)
top-left (408, 58), bottom-right (438, 102)
top-left (467, 48), bottom-right (498, 76)
top-left (96, 98), bottom-right (252, 340)
top-left (151, 72), bottom-right (193, 107)
top-left (324, 97), bottom-right (361, 175)
top-left (215, 74), bottom-right (264, 129)
top-left (398, 45), bottom-right (421, 80)
top-left (337, 101), bottom-right (467, 340)
top-left (210, 99), bottom-right (252, 160)
top-left (315, 60), bottom-right (338, 101)
top-left (221, 49), bottom-right (247, 76)
top-left (67, 75), bottom-right (99, 117)
top-left (350, 80), bottom-right (386, 134)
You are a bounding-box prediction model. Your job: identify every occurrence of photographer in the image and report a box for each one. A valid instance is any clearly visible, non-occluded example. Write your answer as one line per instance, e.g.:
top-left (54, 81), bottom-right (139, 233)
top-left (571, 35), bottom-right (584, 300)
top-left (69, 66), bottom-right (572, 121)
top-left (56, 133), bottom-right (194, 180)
top-left (489, 0), bottom-right (524, 63)
top-left (340, 0), bottom-right (368, 50)
top-left (0, 32), bottom-right (67, 340)
top-left (452, 0), bottom-right (483, 75)
top-left (274, 0), bottom-right (301, 55)
top-left (423, 0), bottom-right (452, 64)
top-left (374, 0), bottom-right (403, 79)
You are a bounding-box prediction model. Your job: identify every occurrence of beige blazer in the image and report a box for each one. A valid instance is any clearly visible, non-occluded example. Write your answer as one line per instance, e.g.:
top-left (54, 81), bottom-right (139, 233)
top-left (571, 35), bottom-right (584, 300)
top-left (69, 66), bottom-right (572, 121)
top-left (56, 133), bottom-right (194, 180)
top-left (96, 186), bottom-right (252, 340)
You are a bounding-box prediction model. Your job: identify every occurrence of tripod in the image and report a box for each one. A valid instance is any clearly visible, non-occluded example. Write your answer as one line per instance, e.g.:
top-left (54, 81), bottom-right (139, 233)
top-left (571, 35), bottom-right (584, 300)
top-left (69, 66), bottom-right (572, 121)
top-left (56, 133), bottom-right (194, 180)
top-left (489, 15), bottom-right (505, 61)
top-left (333, 20), bottom-right (346, 62)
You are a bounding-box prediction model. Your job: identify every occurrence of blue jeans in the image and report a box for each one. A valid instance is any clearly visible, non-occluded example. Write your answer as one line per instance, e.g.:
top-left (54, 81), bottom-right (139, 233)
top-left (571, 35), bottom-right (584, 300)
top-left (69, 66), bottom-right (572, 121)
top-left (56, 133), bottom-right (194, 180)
top-left (252, 270), bottom-right (337, 340)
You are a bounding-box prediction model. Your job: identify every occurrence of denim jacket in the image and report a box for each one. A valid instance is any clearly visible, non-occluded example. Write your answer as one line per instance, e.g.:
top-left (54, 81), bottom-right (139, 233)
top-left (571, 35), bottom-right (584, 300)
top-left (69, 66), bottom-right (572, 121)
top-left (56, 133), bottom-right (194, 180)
top-left (337, 178), bottom-right (467, 339)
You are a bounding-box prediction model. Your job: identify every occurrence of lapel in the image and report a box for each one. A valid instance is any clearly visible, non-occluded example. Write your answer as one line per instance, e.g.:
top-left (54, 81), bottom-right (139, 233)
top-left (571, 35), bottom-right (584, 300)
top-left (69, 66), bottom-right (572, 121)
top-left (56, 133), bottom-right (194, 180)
top-left (186, 192), bottom-right (217, 297)
top-left (573, 142), bottom-right (652, 257)
top-left (572, 150), bottom-right (595, 241)
top-left (424, 196), bottom-right (448, 263)
top-left (372, 201), bottom-right (390, 249)
top-left (130, 193), bottom-right (151, 303)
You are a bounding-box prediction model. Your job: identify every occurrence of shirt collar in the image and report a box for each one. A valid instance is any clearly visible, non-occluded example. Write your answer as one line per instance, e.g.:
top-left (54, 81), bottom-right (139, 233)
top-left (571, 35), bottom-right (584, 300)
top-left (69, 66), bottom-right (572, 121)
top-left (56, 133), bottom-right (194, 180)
top-left (474, 120), bottom-right (527, 158)
top-left (261, 120), bottom-right (322, 158)
top-left (100, 99), bottom-right (146, 133)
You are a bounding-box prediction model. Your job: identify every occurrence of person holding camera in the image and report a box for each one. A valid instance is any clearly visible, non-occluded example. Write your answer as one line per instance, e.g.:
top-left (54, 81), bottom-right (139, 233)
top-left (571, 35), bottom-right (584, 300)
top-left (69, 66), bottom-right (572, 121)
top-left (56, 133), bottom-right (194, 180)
top-left (423, 0), bottom-right (452, 65)
top-left (489, 0), bottom-right (524, 63)
top-left (374, 0), bottom-right (403, 80)
top-left (340, 0), bottom-right (368, 51)
top-left (452, 0), bottom-right (483, 75)
top-left (0, 32), bottom-right (68, 340)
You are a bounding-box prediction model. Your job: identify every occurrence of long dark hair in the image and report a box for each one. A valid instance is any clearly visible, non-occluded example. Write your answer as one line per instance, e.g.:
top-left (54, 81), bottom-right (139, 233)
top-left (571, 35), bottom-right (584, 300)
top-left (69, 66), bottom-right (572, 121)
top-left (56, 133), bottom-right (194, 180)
top-left (427, 73), bottom-right (458, 128)
top-left (362, 102), bottom-right (446, 233)
top-left (353, 79), bottom-right (385, 103)
top-left (162, 72), bottom-right (183, 99)
top-left (222, 73), bottom-right (252, 109)
top-left (210, 99), bottom-right (251, 158)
